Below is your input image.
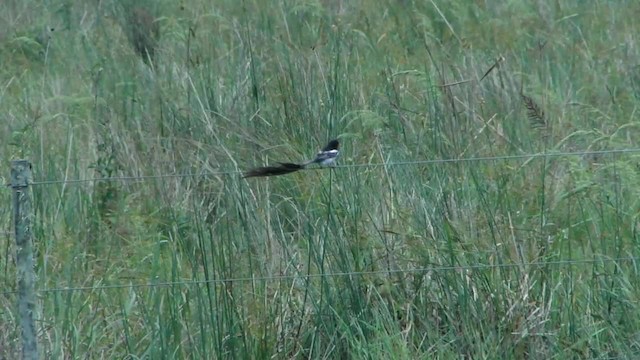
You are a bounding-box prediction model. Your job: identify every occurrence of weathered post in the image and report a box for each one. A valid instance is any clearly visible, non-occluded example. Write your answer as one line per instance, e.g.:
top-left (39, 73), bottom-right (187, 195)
top-left (11, 160), bottom-right (39, 360)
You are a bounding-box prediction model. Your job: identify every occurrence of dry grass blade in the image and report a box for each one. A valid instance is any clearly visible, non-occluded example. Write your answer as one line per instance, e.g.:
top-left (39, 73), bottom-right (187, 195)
top-left (480, 55), bottom-right (505, 82)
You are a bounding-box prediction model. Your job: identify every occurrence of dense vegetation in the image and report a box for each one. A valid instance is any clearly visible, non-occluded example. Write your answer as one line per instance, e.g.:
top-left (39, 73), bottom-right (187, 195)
top-left (2, 0), bottom-right (640, 358)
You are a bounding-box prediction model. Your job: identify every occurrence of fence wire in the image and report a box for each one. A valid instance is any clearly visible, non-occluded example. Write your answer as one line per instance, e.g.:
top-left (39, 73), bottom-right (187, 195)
top-left (1, 256), bottom-right (637, 296)
top-left (2, 147), bottom-right (639, 188)
top-left (2, 148), bottom-right (639, 294)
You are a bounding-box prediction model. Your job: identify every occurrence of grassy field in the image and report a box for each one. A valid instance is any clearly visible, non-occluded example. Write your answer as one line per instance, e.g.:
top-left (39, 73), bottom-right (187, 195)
top-left (2, 0), bottom-right (640, 358)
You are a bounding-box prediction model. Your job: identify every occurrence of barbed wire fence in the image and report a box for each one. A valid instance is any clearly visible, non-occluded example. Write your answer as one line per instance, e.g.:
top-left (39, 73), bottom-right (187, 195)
top-left (5, 148), bottom-right (640, 358)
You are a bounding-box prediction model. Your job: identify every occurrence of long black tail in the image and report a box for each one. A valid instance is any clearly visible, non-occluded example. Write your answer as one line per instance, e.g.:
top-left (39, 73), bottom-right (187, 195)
top-left (243, 162), bottom-right (304, 178)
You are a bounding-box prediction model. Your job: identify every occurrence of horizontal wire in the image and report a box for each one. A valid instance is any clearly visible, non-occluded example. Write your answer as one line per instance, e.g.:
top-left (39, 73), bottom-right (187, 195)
top-left (1, 256), bottom-right (636, 296)
top-left (3, 147), bottom-right (639, 188)
top-left (2, 149), bottom-right (638, 294)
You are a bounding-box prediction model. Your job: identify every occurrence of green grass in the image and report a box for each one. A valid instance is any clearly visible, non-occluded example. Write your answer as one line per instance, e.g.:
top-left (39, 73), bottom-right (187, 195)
top-left (2, 0), bottom-right (640, 358)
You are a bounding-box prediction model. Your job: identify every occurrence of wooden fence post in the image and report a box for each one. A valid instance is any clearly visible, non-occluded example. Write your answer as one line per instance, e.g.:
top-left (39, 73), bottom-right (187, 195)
top-left (11, 160), bottom-right (39, 360)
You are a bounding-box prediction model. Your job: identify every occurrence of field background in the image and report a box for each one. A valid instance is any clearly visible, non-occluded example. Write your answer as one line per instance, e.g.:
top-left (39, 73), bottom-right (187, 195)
top-left (2, 0), bottom-right (640, 358)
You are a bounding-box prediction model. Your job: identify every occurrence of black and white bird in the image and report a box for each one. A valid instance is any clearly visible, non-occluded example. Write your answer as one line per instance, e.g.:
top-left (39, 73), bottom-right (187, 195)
top-left (244, 139), bottom-right (340, 178)
top-left (303, 139), bottom-right (340, 167)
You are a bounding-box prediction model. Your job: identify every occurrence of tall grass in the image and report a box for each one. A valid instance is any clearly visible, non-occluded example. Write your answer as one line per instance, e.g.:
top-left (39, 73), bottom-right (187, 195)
top-left (1, 0), bottom-right (640, 358)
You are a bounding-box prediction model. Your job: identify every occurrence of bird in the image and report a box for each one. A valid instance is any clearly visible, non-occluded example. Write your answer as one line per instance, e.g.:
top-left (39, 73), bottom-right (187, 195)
top-left (303, 139), bottom-right (340, 167)
top-left (243, 139), bottom-right (340, 178)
